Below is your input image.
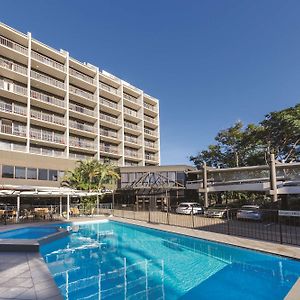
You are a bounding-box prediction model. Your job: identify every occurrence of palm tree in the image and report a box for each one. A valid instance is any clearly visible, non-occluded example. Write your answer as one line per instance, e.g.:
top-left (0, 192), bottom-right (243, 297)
top-left (62, 159), bottom-right (120, 192)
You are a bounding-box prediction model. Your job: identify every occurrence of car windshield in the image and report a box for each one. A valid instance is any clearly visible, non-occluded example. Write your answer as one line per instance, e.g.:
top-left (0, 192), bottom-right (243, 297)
top-left (179, 204), bottom-right (189, 208)
top-left (192, 204), bottom-right (201, 207)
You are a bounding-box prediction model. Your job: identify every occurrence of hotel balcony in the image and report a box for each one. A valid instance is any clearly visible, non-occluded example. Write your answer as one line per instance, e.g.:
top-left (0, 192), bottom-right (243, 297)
top-left (123, 92), bottom-right (142, 110)
top-left (69, 68), bottom-right (96, 90)
top-left (144, 102), bottom-right (157, 113)
top-left (0, 36), bottom-right (28, 64)
top-left (0, 141), bottom-right (27, 152)
top-left (99, 127), bottom-right (120, 143)
top-left (0, 57), bottom-right (27, 84)
top-left (0, 123), bottom-right (27, 142)
top-left (30, 89), bottom-right (66, 114)
top-left (0, 101), bottom-right (27, 122)
top-left (100, 144), bottom-right (120, 157)
top-left (124, 106), bottom-right (142, 123)
top-left (124, 121), bottom-right (142, 135)
top-left (30, 128), bottom-right (65, 147)
top-left (69, 102), bottom-right (96, 122)
top-left (31, 51), bottom-right (66, 80)
top-left (144, 128), bottom-right (158, 139)
top-left (124, 134), bottom-right (142, 148)
top-left (144, 140), bottom-right (158, 150)
top-left (69, 152), bottom-right (94, 160)
top-left (99, 97), bottom-right (121, 115)
top-left (69, 137), bottom-right (96, 152)
top-left (69, 85), bottom-right (95, 106)
top-left (69, 120), bottom-right (96, 138)
top-left (100, 113), bottom-right (121, 129)
top-left (144, 115), bottom-right (158, 128)
top-left (30, 109), bottom-right (65, 131)
top-left (31, 70), bottom-right (66, 96)
top-left (100, 82), bottom-right (121, 101)
top-left (124, 149), bottom-right (142, 160)
top-left (0, 78), bottom-right (27, 102)
top-left (30, 146), bottom-right (66, 158)
top-left (145, 152), bottom-right (158, 162)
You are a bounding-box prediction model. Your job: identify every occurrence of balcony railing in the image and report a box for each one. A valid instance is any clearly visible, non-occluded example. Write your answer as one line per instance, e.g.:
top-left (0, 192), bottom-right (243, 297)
top-left (124, 149), bottom-right (140, 158)
top-left (100, 144), bottom-right (119, 154)
top-left (123, 93), bottom-right (139, 104)
top-left (0, 57), bottom-right (27, 75)
top-left (0, 124), bottom-right (27, 137)
top-left (0, 79), bottom-right (27, 96)
top-left (145, 141), bottom-right (156, 149)
top-left (99, 97), bottom-right (120, 110)
top-left (145, 153), bottom-right (157, 161)
top-left (0, 141), bottom-right (27, 152)
top-left (0, 101), bottom-right (27, 116)
top-left (69, 120), bottom-right (95, 133)
top-left (124, 121), bottom-right (141, 131)
top-left (69, 152), bottom-right (94, 160)
top-left (124, 107), bottom-right (141, 118)
top-left (0, 36), bottom-right (28, 55)
top-left (124, 135), bottom-right (139, 144)
top-left (144, 102), bottom-right (157, 112)
top-left (144, 115), bottom-right (157, 124)
top-left (31, 110), bottom-right (65, 126)
top-left (70, 68), bottom-right (95, 85)
top-left (69, 85), bottom-right (94, 101)
top-left (30, 128), bottom-right (65, 144)
top-left (100, 113), bottom-right (120, 125)
top-left (31, 51), bottom-right (65, 72)
top-left (69, 138), bottom-right (95, 150)
top-left (30, 89), bottom-right (65, 108)
top-left (144, 128), bottom-right (158, 137)
top-left (100, 128), bottom-right (118, 139)
top-left (100, 82), bottom-right (120, 96)
top-left (30, 146), bottom-right (65, 158)
top-left (31, 70), bottom-right (66, 90)
top-left (69, 102), bottom-right (95, 117)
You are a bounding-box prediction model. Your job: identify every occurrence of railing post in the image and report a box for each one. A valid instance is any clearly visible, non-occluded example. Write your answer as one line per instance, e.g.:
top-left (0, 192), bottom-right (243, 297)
top-left (279, 214), bottom-right (283, 244)
top-left (148, 204), bottom-right (151, 223)
top-left (227, 209), bottom-right (230, 235)
top-left (191, 206), bottom-right (195, 228)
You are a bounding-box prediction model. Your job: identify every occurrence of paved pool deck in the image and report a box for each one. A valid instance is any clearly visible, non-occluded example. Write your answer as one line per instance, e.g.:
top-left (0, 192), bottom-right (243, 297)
top-left (0, 216), bottom-right (299, 300)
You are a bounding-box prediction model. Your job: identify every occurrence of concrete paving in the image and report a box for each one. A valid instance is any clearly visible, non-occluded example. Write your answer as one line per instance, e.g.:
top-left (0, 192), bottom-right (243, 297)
top-left (0, 252), bottom-right (62, 300)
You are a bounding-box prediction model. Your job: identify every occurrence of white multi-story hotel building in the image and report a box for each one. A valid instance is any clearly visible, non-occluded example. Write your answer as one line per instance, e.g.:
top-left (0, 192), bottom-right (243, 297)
top-left (0, 22), bottom-right (160, 187)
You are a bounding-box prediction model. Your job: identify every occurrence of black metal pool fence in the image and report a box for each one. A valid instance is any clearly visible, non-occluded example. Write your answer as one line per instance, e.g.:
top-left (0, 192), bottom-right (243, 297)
top-left (110, 205), bottom-right (300, 247)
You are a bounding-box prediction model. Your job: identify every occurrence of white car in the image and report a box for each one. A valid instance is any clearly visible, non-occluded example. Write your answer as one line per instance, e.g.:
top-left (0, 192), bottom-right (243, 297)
top-left (176, 203), bottom-right (204, 215)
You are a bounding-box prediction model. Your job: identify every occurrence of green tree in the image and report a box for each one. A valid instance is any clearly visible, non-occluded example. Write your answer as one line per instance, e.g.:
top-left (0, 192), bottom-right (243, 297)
top-left (62, 159), bottom-right (120, 191)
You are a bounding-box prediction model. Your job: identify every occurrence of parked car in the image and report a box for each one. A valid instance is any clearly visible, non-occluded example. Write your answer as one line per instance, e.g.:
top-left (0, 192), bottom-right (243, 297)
top-left (204, 205), bottom-right (229, 218)
top-left (175, 203), bottom-right (204, 215)
top-left (236, 205), bottom-right (276, 222)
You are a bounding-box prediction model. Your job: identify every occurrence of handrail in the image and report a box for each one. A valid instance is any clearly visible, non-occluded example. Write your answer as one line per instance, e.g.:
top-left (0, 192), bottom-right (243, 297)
top-left (69, 120), bottom-right (95, 133)
top-left (0, 36), bottom-right (28, 55)
top-left (69, 138), bottom-right (95, 149)
top-left (100, 82), bottom-right (120, 95)
top-left (144, 102), bottom-right (157, 112)
top-left (0, 101), bottom-right (27, 116)
top-left (69, 103), bottom-right (94, 116)
top-left (100, 128), bottom-right (118, 139)
top-left (30, 128), bottom-right (65, 144)
top-left (30, 109), bottom-right (65, 126)
top-left (99, 97), bottom-right (120, 110)
top-left (31, 89), bottom-right (65, 108)
top-left (144, 128), bottom-right (157, 136)
top-left (124, 107), bottom-right (141, 118)
top-left (70, 68), bottom-right (95, 84)
top-left (0, 57), bottom-right (27, 75)
top-left (31, 51), bottom-right (65, 72)
top-left (69, 85), bottom-right (94, 100)
top-left (100, 113), bottom-right (120, 125)
top-left (124, 121), bottom-right (141, 131)
top-left (0, 79), bottom-right (27, 96)
top-left (31, 70), bottom-right (66, 90)
top-left (100, 144), bottom-right (119, 154)
top-left (0, 124), bottom-right (27, 136)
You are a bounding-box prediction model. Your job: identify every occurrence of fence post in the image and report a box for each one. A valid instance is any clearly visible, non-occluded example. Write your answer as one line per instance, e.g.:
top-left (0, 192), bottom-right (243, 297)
top-left (148, 205), bottom-right (151, 223)
top-left (227, 209), bottom-right (230, 235)
top-left (191, 206), bottom-right (195, 228)
top-left (269, 153), bottom-right (278, 202)
top-left (279, 215), bottom-right (283, 244)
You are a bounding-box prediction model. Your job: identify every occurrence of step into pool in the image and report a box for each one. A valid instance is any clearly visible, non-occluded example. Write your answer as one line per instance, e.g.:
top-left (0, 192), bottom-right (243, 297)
top-left (40, 221), bottom-right (300, 300)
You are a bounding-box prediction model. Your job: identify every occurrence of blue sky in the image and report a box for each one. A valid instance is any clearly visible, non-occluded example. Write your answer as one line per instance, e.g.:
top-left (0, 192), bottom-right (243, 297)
top-left (1, 1), bottom-right (300, 165)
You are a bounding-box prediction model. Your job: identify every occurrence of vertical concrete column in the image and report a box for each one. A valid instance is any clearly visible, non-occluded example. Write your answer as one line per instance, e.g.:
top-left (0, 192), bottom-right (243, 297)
top-left (65, 51), bottom-right (70, 158)
top-left (16, 195), bottom-right (20, 223)
top-left (141, 92), bottom-right (145, 166)
top-left (120, 83), bottom-right (125, 166)
top-left (203, 162), bottom-right (209, 208)
top-left (156, 100), bottom-right (161, 165)
top-left (270, 153), bottom-right (278, 202)
top-left (67, 194), bottom-right (70, 220)
top-left (26, 32), bottom-right (32, 152)
top-left (95, 68), bottom-right (100, 161)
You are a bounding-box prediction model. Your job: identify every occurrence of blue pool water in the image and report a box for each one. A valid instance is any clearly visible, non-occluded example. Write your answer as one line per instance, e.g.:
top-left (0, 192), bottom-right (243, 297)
top-left (0, 227), bottom-right (57, 239)
top-left (40, 221), bottom-right (300, 300)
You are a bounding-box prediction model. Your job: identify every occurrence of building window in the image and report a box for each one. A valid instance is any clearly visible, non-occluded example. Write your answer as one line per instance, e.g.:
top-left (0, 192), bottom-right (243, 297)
top-left (27, 168), bottom-right (37, 180)
top-left (2, 165), bottom-right (14, 178)
top-left (15, 167), bottom-right (26, 179)
top-left (49, 170), bottom-right (58, 181)
top-left (38, 169), bottom-right (48, 180)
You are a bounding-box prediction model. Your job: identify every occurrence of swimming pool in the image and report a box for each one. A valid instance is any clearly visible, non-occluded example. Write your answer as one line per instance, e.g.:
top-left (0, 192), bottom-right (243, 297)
top-left (0, 227), bottom-right (58, 239)
top-left (40, 221), bottom-right (300, 299)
